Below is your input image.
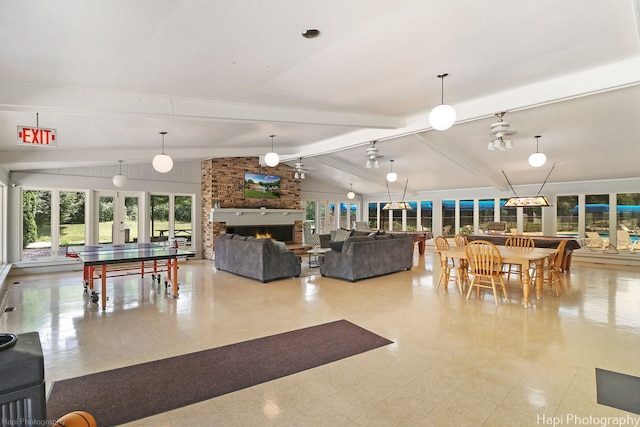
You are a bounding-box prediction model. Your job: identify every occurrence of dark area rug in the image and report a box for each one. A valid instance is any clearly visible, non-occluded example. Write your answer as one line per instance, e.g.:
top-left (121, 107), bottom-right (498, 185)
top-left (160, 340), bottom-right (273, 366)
top-left (596, 367), bottom-right (640, 415)
top-left (46, 320), bottom-right (392, 426)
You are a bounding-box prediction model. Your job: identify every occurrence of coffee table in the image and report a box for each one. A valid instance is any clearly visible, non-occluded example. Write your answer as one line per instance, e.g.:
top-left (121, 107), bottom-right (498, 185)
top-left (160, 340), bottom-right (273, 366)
top-left (307, 247), bottom-right (330, 268)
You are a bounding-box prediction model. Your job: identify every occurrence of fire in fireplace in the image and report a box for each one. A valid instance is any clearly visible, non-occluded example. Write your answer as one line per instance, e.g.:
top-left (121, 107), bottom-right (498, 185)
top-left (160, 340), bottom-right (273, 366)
top-left (227, 225), bottom-right (294, 242)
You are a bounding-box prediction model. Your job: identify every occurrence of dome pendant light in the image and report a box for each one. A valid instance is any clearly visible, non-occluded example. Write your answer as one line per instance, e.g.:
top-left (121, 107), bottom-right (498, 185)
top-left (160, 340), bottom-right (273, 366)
top-left (528, 135), bottom-right (547, 167)
top-left (347, 183), bottom-right (355, 200)
top-left (152, 131), bottom-right (173, 173)
top-left (386, 159), bottom-right (398, 183)
top-left (264, 134), bottom-right (280, 167)
top-left (428, 73), bottom-right (456, 131)
top-left (112, 160), bottom-right (128, 187)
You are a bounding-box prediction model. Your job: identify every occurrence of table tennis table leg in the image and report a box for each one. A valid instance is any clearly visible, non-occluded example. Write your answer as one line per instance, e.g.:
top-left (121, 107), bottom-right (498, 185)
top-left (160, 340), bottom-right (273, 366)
top-left (101, 264), bottom-right (107, 311)
top-left (170, 258), bottom-right (179, 298)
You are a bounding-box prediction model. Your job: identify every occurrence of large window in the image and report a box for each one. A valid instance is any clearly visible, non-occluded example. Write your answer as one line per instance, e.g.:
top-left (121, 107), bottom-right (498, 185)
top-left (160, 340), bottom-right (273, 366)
top-left (499, 198), bottom-right (517, 232)
top-left (368, 203), bottom-right (378, 229)
top-left (557, 195), bottom-right (578, 236)
top-left (442, 200), bottom-right (455, 236)
top-left (150, 195), bottom-right (170, 241)
top-left (522, 206), bottom-right (542, 235)
top-left (59, 191), bottom-right (86, 252)
top-left (420, 201), bottom-right (432, 232)
top-left (406, 202), bottom-right (418, 231)
top-left (459, 199), bottom-right (474, 234)
top-left (174, 195), bottom-right (192, 242)
top-left (616, 193), bottom-right (640, 245)
top-left (22, 189), bottom-right (52, 259)
top-left (585, 194), bottom-right (609, 234)
top-left (479, 199), bottom-right (494, 233)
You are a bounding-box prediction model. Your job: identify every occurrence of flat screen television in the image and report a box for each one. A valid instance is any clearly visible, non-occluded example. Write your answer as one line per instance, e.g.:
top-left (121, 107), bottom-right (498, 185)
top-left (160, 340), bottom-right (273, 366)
top-left (244, 173), bottom-right (281, 199)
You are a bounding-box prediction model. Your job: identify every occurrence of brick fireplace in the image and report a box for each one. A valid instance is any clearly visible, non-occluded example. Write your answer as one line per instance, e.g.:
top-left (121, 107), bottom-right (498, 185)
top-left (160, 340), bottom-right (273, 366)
top-left (201, 157), bottom-right (303, 259)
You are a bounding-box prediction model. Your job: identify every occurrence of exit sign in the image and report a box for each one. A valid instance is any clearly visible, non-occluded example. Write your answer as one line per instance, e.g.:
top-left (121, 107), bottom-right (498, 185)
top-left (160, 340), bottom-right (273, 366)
top-left (17, 126), bottom-right (57, 146)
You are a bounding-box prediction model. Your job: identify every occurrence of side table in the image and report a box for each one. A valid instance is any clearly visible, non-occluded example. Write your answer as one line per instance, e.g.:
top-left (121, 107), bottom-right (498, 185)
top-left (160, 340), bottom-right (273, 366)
top-left (306, 247), bottom-right (331, 268)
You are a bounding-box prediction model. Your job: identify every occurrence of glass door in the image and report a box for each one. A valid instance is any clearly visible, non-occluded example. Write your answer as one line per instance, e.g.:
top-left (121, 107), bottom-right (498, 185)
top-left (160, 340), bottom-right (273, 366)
top-left (96, 191), bottom-right (140, 245)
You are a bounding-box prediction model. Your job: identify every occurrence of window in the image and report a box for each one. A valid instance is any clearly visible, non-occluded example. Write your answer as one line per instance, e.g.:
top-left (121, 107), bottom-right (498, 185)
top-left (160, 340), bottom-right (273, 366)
top-left (150, 195), bottom-right (170, 241)
top-left (479, 199), bottom-right (494, 233)
top-left (368, 203), bottom-right (378, 229)
top-left (459, 199), bottom-right (474, 234)
top-left (585, 194), bottom-right (609, 234)
top-left (420, 201), bottom-right (432, 232)
top-left (442, 200), bottom-right (455, 236)
top-left (406, 202), bottom-right (418, 231)
top-left (616, 193), bottom-right (640, 244)
top-left (499, 198), bottom-right (517, 231)
top-left (556, 195), bottom-right (578, 236)
top-left (59, 191), bottom-right (86, 252)
top-left (522, 206), bottom-right (542, 235)
top-left (174, 195), bottom-right (192, 242)
top-left (22, 189), bottom-right (52, 259)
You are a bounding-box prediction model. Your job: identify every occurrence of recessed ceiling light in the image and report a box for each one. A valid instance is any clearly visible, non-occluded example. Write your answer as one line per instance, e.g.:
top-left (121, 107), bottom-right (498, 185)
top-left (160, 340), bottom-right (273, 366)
top-left (302, 29), bottom-right (320, 39)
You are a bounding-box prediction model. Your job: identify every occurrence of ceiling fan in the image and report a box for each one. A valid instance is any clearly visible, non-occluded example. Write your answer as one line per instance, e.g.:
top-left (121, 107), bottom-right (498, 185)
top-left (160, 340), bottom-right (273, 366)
top-left (365, 141), bottom-right (383, 168)
top-left (293, 157), bottom-right (306, 179)
top-left (488, 111), bottom-right (517, 150)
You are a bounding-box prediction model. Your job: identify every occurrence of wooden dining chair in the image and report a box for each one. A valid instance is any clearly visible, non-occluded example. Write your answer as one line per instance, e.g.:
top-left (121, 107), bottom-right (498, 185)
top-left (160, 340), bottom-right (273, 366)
top-left (542, 239), bottom-right (568, 296)
top-left (504, 235), bottom-right (535, 283)
top-left (465, 240), bottom-right (508, 305)
top-left (453, 233), bottom-right (470, 288)
top-left (434, 236), bottom-right (461, 293)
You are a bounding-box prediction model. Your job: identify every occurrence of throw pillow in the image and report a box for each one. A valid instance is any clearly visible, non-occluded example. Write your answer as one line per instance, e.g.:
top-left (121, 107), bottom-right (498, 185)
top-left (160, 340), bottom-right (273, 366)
top-left (329, 241), bottom-right (345, 252)
top-left (332, 229), bottom-right (351, 242)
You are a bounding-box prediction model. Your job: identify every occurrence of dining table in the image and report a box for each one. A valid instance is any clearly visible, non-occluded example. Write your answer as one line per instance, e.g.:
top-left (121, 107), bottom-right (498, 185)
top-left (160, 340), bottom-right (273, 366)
top-left (437, 244), bottom-right (557, 308)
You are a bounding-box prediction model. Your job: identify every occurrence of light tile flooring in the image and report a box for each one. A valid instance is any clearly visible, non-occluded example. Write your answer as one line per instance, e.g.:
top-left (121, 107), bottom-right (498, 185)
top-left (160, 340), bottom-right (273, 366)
top-left (2, 252), bottom-right (640, 426)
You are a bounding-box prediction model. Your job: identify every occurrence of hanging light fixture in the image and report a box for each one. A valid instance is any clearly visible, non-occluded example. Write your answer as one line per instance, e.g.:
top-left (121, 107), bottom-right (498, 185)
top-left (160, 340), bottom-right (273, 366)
top-left (152, 131), bottom-right (173, 173)
top-left (264, 134), bottom-right (280, 167)
top-left (386, 160), bottom-right (398, 183)
top-left (112, 160), bottom-right (127, 187)
top-left (428, 73), bottom-right (456, 131)
top-left (528, 135), bottom-right (547, 167)
top-left (347, 183), bottom-right (355, 200)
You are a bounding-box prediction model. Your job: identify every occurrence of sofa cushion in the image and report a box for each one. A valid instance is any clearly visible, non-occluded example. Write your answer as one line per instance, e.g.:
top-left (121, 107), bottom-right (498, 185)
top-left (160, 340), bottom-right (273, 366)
top-left (272, 240), bottom-right (287, 252)
top-left (219, 233), bottom-right (234, 240)
top-left (342, 236), bottom-right (375, 253)
top-left (351, 230), bottom-right (370, 237)
top-left (232, 234), bottom-right (248, 240)
top-left (333, 229), bottom-right (352, 242)
top-left (374, 234), bottom-right (392, 240)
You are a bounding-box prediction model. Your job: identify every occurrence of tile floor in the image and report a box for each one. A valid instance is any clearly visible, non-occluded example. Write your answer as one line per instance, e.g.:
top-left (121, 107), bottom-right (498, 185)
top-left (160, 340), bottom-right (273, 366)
top-left (1, 251), bottom-right (640, 426)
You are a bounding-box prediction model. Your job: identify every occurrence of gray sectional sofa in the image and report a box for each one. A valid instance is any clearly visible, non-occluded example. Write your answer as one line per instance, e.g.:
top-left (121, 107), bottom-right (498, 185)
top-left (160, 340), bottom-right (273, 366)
top-left (319, 234), bottom-right (414, 282)
top-left (214, 234), bottom-right (301, 282)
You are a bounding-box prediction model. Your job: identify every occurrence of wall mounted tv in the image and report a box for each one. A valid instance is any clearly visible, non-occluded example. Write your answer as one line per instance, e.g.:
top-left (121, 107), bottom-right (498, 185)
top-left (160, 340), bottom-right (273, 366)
top-left (244, 173), bottom-right (281, 199)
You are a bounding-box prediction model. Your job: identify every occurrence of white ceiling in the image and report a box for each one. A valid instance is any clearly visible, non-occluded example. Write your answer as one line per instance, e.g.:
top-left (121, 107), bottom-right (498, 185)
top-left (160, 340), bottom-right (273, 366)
top-left (1, 0), bottom-right (639, 196)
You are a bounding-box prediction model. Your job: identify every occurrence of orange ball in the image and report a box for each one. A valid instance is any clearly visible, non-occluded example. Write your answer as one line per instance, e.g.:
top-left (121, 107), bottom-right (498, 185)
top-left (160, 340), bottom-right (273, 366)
top-left (54, 411), bottom-right (97, 427)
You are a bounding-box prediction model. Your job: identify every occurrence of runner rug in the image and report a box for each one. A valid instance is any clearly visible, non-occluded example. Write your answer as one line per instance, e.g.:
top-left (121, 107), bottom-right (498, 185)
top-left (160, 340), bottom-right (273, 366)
top-left (46, 320), bottom-right (392, 426)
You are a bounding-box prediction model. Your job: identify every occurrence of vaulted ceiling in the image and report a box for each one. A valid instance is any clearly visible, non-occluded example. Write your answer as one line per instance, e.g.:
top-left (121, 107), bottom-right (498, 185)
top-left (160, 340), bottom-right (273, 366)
top-left (1, 0), bottom-right (639, 196)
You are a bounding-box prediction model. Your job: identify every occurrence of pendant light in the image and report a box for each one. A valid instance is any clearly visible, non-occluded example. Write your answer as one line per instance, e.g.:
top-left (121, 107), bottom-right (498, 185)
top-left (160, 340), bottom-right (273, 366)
top-left (386, 160), bottom-right (398, 183)
top-left (528, 135), bottom-right (547, 167)
top-left (264, 134), bottom-right (280, 167)
top-left (347, 183), bottom-right (355, 200)
top-left (428, 73), bottom-right (456, 131)
top-left (152, 131), bottom-right (173, 173)
top-left (112, 160), bottom-right (127, 187)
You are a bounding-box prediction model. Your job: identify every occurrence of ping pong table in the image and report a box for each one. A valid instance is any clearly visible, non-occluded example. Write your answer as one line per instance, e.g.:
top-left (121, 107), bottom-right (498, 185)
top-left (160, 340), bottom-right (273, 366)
top-left (67, 242), bottom-right (194, 310)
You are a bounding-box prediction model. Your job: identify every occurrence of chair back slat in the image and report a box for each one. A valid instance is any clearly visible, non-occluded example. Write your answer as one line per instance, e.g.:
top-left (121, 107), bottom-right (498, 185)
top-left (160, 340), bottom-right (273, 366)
top-left (465, 240), bottom-right (502, 276)
top-left (454, 233), bottom-right (468, 247)
top-left (434, 235), bottom-right (450, 251)
top-left (505, 235), bottom-right (535, 248)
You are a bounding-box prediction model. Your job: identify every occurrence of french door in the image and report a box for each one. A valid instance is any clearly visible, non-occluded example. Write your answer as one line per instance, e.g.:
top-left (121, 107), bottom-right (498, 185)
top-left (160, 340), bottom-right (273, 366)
top-left (95, 191), bottom-right (140, 245)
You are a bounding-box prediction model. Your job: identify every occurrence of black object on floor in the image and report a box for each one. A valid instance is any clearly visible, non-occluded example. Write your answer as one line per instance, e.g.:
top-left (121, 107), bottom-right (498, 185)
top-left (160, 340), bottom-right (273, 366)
top-left (596, 367), bottom-right (640, 415)
top-left (46, 320), bottom-right (392, 426)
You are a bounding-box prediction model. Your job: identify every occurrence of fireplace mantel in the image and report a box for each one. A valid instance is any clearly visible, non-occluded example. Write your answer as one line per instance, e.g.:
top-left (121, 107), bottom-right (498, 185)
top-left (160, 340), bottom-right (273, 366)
top-left (209, 208), bottom-right (305, 226)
